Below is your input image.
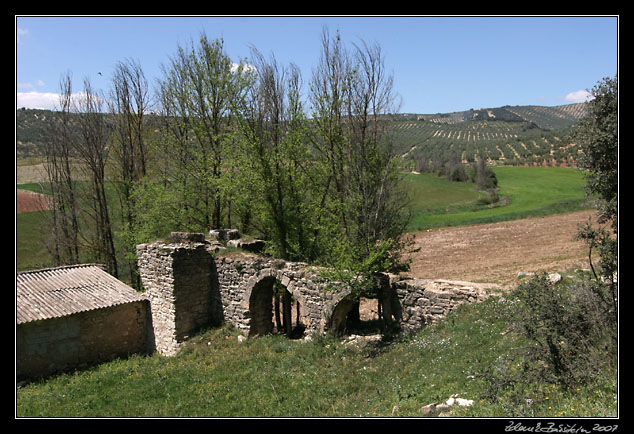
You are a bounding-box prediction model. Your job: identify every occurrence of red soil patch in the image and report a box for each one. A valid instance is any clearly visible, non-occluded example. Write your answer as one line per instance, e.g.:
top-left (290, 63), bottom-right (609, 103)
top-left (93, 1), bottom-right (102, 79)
top-left (17, 189), bottom-right (51, 213)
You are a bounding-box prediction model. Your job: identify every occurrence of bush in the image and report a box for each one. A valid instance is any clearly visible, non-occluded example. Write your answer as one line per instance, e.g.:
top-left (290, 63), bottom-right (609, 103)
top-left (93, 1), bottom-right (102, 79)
top-left (474, 157), bottom-right (497, 190)
top-left (476, 274), bottom-right (617, 415)
top-left (476, 190), bottom-right (499, 206)
top-left (489, 274), bottom-right (617, 392)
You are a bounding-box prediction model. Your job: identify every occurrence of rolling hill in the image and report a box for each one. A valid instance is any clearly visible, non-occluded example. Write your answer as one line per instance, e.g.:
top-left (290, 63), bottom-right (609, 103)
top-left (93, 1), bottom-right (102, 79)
top-left (392, 102), bottom-right (587, 168)
top-left (16, 102), bottom-right (588, 165)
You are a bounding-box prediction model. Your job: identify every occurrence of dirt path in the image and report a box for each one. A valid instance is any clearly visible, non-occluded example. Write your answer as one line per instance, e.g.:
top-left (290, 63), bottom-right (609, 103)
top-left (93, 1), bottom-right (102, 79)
top-left (405, 210), bottom-right (598, 288)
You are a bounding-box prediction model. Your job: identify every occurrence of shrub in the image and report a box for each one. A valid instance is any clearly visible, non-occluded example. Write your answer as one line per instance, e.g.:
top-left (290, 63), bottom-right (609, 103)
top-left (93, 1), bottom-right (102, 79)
top-left (485, 274), bottom-right (617, 393)
top-left (516, 275), bottom-right (616, 387)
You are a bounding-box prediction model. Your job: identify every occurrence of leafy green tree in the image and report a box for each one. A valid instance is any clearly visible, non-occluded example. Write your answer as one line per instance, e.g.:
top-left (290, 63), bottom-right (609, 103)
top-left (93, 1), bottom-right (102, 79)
top-left (573, 75), bottom-right (618, 318)
top-left (233, 48), bottom-right (316, 262)
top-left (156, 33), bottom-right (251, 232)
top-left (129, 178), bottom-right (186, 243)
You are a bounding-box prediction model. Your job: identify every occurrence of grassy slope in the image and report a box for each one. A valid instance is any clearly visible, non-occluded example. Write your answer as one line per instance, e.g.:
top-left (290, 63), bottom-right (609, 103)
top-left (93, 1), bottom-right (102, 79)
top-left (16, 294), bottom-right (617, 418)
top-left (406, 166), bottom-right (590, 231)
top-left (16, 166), bottom-right (614, 418)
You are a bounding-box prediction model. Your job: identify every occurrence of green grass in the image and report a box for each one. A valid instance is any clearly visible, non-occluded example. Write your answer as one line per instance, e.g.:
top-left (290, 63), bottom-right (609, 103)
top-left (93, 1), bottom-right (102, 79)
top-left (16, 166), bottom-right (611, 418)
top-left (16, 289), bottom-right (617, 418)
top-left (405, 166), bottom-right (591, 231)
top-left (16, 211), bottom-right (53, 271)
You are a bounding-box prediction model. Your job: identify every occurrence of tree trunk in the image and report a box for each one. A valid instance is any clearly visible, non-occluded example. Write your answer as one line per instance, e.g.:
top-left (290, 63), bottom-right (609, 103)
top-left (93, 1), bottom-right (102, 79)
top-left (274, 292), bottom-right (283, 332)
top-left (283, 290), bottom-right (292, 337)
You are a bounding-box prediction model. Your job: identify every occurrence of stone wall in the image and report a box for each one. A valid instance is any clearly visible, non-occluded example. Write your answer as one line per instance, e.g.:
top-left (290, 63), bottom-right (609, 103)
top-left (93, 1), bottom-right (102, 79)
top-left (16, 301), bottom-right (150, 380)
top-left (213, 253), bottom-right (352, 337)
top-left (137, 236), bottom-right (354, 355)
top-left (137, 236), bottom-right (224, 356)
top-left (137, 233), bottom-right (500, 357)
top-left (393, 278), bottom-right (497, 330)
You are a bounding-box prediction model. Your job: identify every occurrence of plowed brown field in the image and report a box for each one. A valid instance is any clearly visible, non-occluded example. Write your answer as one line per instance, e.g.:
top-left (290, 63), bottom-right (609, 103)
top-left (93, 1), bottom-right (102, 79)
top-left (405, 209), bottom-right (598, 288)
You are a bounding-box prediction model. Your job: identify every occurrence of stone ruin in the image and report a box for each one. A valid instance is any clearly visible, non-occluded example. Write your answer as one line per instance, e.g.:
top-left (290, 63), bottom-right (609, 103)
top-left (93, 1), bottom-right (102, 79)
top-left (207, 229), bottom-right (265, 253)
top-left (136, 232), bottom-right (500, 356)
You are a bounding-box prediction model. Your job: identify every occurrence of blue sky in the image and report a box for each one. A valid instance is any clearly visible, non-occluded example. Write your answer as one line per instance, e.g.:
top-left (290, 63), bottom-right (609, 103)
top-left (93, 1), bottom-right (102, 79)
top-left (16, 15), bottom-right (618, 114)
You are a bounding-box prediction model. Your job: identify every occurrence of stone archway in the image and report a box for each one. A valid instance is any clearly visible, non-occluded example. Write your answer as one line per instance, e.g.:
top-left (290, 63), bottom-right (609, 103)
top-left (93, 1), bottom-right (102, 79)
top-left (248, 276), bottom-right (276, 337)
top-left (245, 272), bottom-right (306, 338)
top-left (328, 296), bottom-right (357, 335)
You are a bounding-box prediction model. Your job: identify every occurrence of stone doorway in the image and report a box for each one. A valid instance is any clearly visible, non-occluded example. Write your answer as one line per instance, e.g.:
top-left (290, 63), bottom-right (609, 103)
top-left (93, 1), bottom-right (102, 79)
top-left (247, 276), bottom-right (304, 338)
top-left (328, 297), bottom-right (382, 336)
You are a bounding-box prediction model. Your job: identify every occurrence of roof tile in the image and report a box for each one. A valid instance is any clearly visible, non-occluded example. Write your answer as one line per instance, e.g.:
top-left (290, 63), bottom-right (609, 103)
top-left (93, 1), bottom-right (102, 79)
top-left (17, 264), bottom-right (146, 324)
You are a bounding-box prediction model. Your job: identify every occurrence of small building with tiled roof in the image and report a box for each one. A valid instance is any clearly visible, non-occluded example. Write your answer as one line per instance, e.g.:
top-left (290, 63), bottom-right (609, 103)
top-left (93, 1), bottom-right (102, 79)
top-left (16, 264), bottom-right (152, 380)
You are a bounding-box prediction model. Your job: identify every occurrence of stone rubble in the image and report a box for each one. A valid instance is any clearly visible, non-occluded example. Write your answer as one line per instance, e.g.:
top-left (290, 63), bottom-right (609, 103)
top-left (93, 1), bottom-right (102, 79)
top-left (420, 394), bottom-right (474, 416)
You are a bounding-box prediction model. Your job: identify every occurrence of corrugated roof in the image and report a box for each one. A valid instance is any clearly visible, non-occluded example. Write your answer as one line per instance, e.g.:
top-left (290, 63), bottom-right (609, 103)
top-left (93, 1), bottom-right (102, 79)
top-left (16, 264), bottom-right (147, 325)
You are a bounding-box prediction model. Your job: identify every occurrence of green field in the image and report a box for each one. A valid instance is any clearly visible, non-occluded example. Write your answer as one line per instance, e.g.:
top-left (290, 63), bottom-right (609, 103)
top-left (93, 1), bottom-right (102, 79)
top-left (405, 166), bottom-right (591, 231)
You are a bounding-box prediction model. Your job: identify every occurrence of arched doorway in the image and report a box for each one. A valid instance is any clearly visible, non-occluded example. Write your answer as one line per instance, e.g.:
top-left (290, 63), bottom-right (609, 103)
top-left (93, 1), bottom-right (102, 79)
top-left (248, 276), bottom-right (275, 337)
top-left (247, 276), bottom-right (304, 338)
top-left (327, 276), bottom-right (402, 336)
top-left (328, 296), bottom-right (357, 335)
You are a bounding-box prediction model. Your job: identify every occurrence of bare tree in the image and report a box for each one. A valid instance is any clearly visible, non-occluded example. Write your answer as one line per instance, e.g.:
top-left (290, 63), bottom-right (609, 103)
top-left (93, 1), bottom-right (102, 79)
top-left (43, 72), bottom-right (80, 265)
top-left (109, 58), bottom-right (150, 287)
top-left (309, 27), bottom-right (411, 328)
top-left (74, 78), bottom-right (118, 277)
top-left (309, 27), bottom-right (354, 240)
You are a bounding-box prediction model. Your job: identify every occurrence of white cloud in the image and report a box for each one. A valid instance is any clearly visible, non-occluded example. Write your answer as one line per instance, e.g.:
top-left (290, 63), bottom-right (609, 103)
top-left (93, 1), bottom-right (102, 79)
top-left (17, 91), bottom-right (109, 111)
top-left (17, 91), bottom-right (60, 110)
top-left (17, 82), bottom-right (35, 91)
top-left (17, 80), bottom-right (46, 92)
top-left (230, 62), bottom-right (257, 74)
top-left (564, 89), bottom-right (594, 103)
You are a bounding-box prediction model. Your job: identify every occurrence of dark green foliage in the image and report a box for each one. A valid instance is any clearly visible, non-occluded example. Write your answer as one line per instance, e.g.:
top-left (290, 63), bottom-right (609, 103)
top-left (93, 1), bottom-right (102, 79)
top-left (572, 75), bottom-right (618, 290)
top-left (514, 274), bottom-right (616, 388)
top-left (473, 157), bottom-right (498, 190)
